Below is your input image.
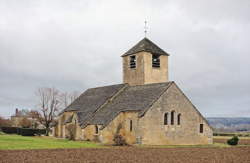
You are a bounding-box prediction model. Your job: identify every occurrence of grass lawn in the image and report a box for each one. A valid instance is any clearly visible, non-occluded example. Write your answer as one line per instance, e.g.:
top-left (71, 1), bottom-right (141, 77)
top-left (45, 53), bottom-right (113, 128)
top-left (1, 134), bottom-right (248, 150)
top-left (0, 134), bottom-right (104, 150)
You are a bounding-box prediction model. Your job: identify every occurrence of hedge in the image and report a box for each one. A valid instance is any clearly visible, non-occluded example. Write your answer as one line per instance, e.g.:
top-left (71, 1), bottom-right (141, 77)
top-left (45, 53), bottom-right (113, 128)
top-left (0, 127), bottom-right (46, 136)
top-left (1, 127), bottom-right (19, 134)
top-left (213, 132), bottom-right (250, 137)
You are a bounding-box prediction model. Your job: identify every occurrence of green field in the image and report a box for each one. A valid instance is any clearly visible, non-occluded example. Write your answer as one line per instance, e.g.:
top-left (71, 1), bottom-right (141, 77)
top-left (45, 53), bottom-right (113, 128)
top-left (1, 133), bottom-right (249, 150)
top-left (0, 134), bottom-right (103, 150)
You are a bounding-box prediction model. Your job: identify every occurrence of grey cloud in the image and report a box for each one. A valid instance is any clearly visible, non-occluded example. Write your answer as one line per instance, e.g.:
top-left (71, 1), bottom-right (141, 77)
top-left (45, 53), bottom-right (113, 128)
top-left (0, 0), bottom-right (249, 117)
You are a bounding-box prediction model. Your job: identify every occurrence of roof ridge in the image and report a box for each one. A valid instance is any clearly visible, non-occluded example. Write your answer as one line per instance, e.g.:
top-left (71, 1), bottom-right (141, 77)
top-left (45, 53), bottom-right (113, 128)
top-left (87, 83), bottom-right (125, 90)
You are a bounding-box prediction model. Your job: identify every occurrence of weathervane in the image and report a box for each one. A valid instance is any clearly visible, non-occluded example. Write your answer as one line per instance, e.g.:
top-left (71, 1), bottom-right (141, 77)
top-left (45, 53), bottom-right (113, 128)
top-left (144, 20), bottom-right (148, 37)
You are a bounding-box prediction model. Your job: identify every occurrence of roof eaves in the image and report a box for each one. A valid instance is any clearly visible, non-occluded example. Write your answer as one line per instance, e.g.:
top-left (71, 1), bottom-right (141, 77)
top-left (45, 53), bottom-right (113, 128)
top-left (99, 110), bottom-right (140, 130)
top-left (121, 49), bottom-right (170, 57)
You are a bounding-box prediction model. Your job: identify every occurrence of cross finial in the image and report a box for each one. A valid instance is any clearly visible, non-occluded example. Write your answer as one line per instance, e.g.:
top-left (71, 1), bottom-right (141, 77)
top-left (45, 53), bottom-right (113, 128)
top-left (144, 20), bottom-right (148, 37)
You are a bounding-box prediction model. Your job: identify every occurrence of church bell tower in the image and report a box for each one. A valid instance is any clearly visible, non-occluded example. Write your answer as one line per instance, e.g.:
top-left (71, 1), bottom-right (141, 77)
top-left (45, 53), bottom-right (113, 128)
top-left (122, 37), bottom-right (169, 86)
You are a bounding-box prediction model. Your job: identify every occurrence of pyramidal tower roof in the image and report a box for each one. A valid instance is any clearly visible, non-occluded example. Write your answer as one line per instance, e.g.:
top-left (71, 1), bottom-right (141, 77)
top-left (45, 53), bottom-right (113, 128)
top-left (122, 37), bottom-right (169, 57)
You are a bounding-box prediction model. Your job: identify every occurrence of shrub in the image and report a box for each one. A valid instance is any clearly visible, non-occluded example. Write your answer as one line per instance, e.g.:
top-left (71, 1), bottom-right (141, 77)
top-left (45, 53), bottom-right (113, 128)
top-left (93, 135), bottom-right (100, 142)
top-left (213, 133), bottom-right (235, 137)
top-left (227, 136), bottom-right (239, 146)
top-left (113, 134), bottom-right (127, 146)
top-left (112, 123), bottom-right (127, 146)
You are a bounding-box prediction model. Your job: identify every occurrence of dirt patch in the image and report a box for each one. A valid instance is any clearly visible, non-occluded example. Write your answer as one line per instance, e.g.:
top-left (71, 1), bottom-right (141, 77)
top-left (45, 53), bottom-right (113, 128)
top-left (214, 138), bottom-right (250, 145)
top-left (1, 146), bottom-right (250, 163)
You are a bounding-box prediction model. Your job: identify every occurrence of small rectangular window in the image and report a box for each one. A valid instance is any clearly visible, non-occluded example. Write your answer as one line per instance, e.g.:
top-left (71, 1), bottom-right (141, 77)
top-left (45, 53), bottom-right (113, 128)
top-left (130, 120), bottom-right (133, 132)
top-left (164, 113), bottom-right (168, 125)
top-left (177, 114), bottom-right (181, 125)
top-left (152, 55), bottom-right (160, 68)
top-left (171, 111), bottom-right (175, 125)
top-left (129, 55), bottom-right (136, 68)
top-left (200, 124), bottom-right (204, 133)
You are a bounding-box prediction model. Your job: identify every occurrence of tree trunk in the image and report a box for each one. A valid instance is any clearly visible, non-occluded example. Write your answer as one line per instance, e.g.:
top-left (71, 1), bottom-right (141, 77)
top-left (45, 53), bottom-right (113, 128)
top-left (45, 126), bottom-right (50, 136)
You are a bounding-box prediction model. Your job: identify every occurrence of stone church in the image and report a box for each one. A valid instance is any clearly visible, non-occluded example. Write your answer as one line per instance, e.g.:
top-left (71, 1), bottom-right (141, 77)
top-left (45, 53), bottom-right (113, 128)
top-left (52, 37), bottom-right (213, 145)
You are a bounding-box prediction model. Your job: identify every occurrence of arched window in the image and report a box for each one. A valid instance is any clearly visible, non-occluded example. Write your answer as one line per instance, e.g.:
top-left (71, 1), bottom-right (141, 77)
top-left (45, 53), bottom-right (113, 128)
top-left (130, 120), bottom-right (133, 132)
top-left (177, 114), bottom-right (181, 125)
top-left (164, 113), bottom-right (168, 125)
top-left (171, 111), bottom-right (175, 125)
top-left (95, 125), bottom-right (99, 134)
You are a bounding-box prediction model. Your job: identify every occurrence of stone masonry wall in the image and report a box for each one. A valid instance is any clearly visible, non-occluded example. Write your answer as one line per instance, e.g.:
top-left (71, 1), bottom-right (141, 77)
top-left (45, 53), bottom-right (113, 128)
top-left (83, 112), bottom-right (138, 144)
top-left (123, 52), bottom-right (145, 86)
top-left (144, 54), bottom-right (168, 84)
top-left (54, 112), bottom-right (73, 138)
top-left (53, 84), bottom-right (212, 145)
top-left (101, 112), bottom-right (138, 144)
top-left (123, 52), bottom-right (168, 86)
top-left (138, 83), bottom-right (213, 145)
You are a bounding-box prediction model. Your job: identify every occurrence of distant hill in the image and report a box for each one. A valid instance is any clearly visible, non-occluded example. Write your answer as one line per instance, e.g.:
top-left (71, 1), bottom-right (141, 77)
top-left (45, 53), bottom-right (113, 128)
top-left (206, 117), bottom-right (250, 132)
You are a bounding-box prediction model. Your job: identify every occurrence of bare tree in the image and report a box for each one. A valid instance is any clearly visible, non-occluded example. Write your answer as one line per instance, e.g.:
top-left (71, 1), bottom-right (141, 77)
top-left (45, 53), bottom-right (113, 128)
top-left (60, 92), bottom-right (69, 109)
top-left (36, 87), bottom-right (61, 135)
top-left (28, 110), bottom-right (44, 129)
top-left (19, 117), bottom-right (32, 128)
top-left (35, 87), bottom-right (80, 135)
top-left (0, 116), bottom-right (12, 127)
top-left (60, 91), bottom-right (80, 108)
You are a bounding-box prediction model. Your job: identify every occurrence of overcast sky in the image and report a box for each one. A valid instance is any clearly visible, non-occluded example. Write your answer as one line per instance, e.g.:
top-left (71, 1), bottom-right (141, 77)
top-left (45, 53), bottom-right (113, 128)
top-left (0, 0), bottom-right (250, 118)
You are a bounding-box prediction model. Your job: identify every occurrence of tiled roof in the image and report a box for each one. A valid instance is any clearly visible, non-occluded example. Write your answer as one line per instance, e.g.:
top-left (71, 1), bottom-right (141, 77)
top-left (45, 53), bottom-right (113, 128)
top-left (64, 84), bottom-right (126, 112)
top-left (122, 37), bottom-right (169, 57)
top-left (61, 82), bottom-right (173, 129)
top-left (63, 84), bottom-right (127, 126)
top-left (89, 82), bottom-right (172, 128)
